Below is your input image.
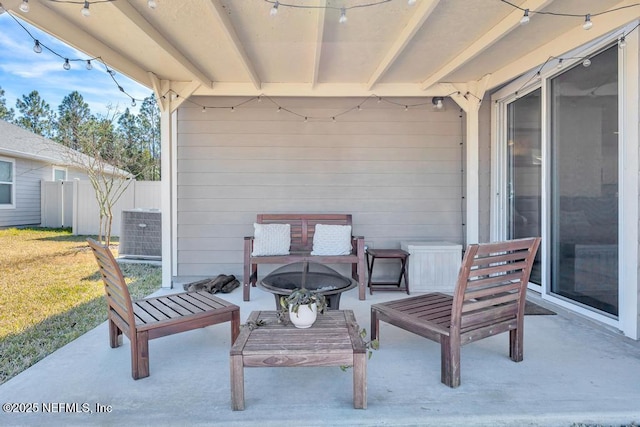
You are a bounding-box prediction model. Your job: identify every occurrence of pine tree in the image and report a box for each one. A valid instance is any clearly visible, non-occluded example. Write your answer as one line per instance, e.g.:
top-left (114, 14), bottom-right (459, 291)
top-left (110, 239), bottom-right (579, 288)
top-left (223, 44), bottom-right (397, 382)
top-left (15, 90), bottom-right (56, 138)
top-left (56, 91), bottom-right (92, 150)
top-left (137, 95), bottom-right (161, 180)
top-left (0, 86), bottom-right (15, 122)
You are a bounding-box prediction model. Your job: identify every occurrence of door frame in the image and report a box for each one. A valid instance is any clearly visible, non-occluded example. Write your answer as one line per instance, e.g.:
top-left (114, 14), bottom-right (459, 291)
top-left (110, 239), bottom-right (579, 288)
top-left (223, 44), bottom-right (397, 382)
top-left (491, 26), bottom-right (639, 338)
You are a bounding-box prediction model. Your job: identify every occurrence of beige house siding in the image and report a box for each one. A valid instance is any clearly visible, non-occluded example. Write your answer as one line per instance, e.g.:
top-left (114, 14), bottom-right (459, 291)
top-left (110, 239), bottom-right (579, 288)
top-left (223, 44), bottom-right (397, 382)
top-left (0, 158), bottom-right (43, 227)
top-left (175, 97), bottom-right (465, 281)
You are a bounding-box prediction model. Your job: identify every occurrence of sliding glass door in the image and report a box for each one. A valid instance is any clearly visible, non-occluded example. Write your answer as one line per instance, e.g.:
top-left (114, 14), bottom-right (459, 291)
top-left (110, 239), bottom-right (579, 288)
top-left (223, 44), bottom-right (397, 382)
top-left (506, 89), bottom-right (542, 284)
top-left (549, 45), bottom-right (619, 316)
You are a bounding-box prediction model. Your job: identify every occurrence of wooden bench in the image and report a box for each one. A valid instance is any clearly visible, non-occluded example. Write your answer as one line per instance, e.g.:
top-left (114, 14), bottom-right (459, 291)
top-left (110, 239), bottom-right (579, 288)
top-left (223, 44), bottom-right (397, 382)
top-left (243, 214), bottom-right (366, 301)
top-left (87, 238), bottom-right (240, 380)
top-left (371, 237), bottom-right (541, 388)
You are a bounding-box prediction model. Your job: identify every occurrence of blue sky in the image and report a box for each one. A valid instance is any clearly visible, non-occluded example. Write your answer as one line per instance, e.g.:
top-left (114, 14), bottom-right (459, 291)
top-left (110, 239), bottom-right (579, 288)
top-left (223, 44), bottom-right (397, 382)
top-left (0, 11), bottom-right (150, 117)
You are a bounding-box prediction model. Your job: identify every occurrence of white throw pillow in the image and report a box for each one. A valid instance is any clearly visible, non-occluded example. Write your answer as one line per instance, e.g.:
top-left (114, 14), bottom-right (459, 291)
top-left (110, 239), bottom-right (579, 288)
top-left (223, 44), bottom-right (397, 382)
top-left (311, 224), bottom-right (352, 256)
top-left (251, 223), bottom-right (291, 256)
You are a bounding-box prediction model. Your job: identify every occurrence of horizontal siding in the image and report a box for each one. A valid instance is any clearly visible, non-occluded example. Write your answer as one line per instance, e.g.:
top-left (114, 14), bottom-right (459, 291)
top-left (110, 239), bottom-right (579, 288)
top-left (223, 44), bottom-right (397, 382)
top-left (175, 97), bottom-right (464, 281)
top-left (0, 158), bottom-right (50, 227)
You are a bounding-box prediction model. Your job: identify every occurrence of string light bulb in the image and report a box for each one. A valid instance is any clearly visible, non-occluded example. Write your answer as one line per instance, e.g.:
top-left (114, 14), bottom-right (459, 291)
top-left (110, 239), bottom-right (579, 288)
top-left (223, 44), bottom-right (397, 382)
top-left (85, 60), bottom-right (93, 70)
top-left (81, 1), bottom-right (90, 17)
top-left (270, 1), bottom-right (279, 16)
top-left (19, 0), bottom-right (28, 13)
top-left (582, 58), bottom-right (591, 67)
top-left (339, 8), bottom-right (347, 24)
top-left (432, 97), bottom-right (444, 110)
top-left (63, 58), bottom-right (71, 70)
top-left (520, 9), bottom-right (530, 25)
top-left (557, 58), bottom-right (563, 69)
top-left (33, 40), bottom-right (42, 53)
top-left (131, 98), bottom-right (136, 107)
top-left (202, 106), bottom-right (206, 113)
top-left (619, 36), bottom-right (627, 49)
top-left (582, 14), bottom-right (592, 30)
top-left (147, 0), bottom-right (157, 9)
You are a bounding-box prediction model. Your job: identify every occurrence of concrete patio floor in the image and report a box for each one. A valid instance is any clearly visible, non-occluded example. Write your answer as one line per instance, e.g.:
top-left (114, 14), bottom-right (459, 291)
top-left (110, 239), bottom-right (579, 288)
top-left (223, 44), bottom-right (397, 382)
top-left (1, 285), bottom-right (639, 427)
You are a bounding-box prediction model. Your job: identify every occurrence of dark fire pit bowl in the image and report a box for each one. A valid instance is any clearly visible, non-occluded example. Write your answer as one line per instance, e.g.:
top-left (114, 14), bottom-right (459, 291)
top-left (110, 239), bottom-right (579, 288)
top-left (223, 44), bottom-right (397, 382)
top-left (258, 262), bottom-right (357, 310)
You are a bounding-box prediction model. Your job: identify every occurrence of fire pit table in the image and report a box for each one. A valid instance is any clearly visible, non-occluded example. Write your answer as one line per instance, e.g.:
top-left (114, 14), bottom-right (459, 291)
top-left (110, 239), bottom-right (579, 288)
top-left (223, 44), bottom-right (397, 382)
top-left (257, 261), bottom-right (357, 310)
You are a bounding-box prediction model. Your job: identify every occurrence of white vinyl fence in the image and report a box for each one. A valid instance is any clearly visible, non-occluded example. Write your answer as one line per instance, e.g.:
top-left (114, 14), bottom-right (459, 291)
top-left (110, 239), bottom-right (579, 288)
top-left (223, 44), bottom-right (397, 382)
top-left (41, 180), bottom-right (161, 236)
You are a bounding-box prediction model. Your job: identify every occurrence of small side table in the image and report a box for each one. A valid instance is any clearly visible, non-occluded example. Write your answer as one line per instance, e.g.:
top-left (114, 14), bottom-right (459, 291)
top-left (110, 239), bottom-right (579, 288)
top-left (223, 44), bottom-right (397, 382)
top-left (366, 249), bottom-right (410, 295)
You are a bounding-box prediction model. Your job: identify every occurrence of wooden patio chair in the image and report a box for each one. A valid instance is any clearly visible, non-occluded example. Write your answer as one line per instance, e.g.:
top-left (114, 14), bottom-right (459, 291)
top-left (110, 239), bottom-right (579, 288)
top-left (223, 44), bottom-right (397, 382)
top-left (371, 237), bottom-right (541, 388)
top-left (87, 238), bottom-right (240, 380)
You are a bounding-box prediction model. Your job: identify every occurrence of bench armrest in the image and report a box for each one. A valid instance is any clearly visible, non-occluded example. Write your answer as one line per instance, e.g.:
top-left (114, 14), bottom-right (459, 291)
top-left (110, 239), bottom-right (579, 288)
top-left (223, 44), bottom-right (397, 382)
top-left (351, 235), bottom-right (365, 256)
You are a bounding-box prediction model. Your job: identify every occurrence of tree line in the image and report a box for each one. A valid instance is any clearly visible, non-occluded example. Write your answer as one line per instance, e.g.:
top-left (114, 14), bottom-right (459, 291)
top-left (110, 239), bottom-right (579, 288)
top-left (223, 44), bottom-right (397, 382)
top-left (0, 86), bottom-right (160, 181)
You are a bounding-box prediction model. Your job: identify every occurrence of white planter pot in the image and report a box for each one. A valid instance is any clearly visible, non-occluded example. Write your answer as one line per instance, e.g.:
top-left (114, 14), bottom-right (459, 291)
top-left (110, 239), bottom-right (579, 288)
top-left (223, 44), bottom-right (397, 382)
top-left (288, 303), bottom-right (317, 328)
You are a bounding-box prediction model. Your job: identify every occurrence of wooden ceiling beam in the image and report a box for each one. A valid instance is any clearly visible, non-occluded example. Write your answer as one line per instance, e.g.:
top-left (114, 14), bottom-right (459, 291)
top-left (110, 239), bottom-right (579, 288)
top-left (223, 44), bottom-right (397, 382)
top-left (420, 0), bottom-right (555, 91)
top-left (366, 0), bottom-right (440, 91)
top-left (311, 0), bottom-right (327, 88)
top-left (206, 0), bottom-right (261, 91)
top-left (111, 1), bottom-right (213, 88)
top-left (192, 82), bottom-right (456, 98)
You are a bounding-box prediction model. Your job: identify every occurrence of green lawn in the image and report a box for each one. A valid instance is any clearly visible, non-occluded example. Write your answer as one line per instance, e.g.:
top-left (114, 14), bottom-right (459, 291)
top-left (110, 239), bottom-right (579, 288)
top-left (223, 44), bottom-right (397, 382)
top-left (0, 227), bottom-right (161, 384)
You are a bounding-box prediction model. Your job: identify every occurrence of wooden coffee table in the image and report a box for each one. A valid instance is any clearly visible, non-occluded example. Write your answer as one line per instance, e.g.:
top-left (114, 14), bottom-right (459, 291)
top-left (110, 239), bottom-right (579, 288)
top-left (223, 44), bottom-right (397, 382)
top-left (230, 310), bottom-right (367, 410)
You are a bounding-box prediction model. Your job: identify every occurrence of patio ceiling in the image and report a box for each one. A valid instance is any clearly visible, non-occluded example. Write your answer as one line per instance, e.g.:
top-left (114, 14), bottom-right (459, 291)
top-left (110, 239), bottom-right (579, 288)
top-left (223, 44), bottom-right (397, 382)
top-left (1, 0), bottom-right (637, 103)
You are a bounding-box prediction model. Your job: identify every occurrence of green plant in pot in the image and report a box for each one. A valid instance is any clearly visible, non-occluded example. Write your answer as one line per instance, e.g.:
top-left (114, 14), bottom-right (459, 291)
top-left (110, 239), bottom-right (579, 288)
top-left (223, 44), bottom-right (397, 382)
top-left (280, 288), bottom-right (327, 328)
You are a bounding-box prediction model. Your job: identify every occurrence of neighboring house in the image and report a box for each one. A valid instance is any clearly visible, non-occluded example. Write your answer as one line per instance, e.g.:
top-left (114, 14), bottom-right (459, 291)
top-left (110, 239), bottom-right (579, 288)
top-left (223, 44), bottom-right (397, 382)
top-left (4, 2), bottom-right (639, 339)
top-left (0, 119), bottom-right (123, 228)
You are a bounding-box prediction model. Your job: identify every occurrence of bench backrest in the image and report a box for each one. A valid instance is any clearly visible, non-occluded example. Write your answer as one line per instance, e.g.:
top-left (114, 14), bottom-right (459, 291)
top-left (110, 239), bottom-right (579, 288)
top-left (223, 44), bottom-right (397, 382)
top-left (87, 238), bottom-right (136, 331)
top-left (256, 214), bottom-right (353, 252)
top-left (451, 237), bottom-right (541, 335)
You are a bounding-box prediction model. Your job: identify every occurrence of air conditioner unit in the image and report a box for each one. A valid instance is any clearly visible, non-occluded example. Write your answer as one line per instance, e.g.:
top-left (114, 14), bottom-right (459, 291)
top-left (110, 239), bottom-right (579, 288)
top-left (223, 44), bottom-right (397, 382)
top-left (119, 209), bottom-right (162, 260)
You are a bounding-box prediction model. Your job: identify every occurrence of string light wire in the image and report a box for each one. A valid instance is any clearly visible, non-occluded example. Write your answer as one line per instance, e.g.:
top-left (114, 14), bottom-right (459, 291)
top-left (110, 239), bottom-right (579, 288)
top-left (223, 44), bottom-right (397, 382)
top-left (4, 8), bottom-right (143, 106)
top-left (180, 91), bottom-right (462, 122)
top-left (501, 0), bottom-right (640, 19)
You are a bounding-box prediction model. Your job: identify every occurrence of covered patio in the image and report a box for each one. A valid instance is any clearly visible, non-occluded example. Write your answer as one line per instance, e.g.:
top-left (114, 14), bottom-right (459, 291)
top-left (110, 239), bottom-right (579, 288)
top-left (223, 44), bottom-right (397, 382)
top-left (1, 287), bottom-right (639, 426)
top-left (2, 0), bottom-right (639, 337)
top-left (1, 3), bottom-right (639, 424)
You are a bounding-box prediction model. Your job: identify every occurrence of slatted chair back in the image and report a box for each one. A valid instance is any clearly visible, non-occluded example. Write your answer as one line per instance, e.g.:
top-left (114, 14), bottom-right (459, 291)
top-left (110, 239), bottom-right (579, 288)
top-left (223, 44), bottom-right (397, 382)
top-left (451, 237), bottom-right (541, 343)
top-left (87, 238), bottom-right (136, 333)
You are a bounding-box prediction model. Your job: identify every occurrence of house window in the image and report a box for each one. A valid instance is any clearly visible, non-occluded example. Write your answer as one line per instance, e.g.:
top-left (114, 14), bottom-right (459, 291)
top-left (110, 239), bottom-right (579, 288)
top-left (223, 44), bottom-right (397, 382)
top-left (53, 168), bottom-right (67, 181)
top-left (0, 157), bottom-right (15, 208)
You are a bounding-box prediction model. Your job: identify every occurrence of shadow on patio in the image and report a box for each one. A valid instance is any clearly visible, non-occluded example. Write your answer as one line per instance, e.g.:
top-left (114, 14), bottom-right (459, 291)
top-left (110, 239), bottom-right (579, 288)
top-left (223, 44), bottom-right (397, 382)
top-left (1, 286), bottom-right (639, 427)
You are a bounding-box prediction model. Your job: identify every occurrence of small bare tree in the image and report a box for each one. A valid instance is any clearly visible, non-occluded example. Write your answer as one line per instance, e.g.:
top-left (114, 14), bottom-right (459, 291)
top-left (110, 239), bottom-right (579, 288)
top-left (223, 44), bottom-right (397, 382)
top-left (64, 111), bottom-right (147, 246)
